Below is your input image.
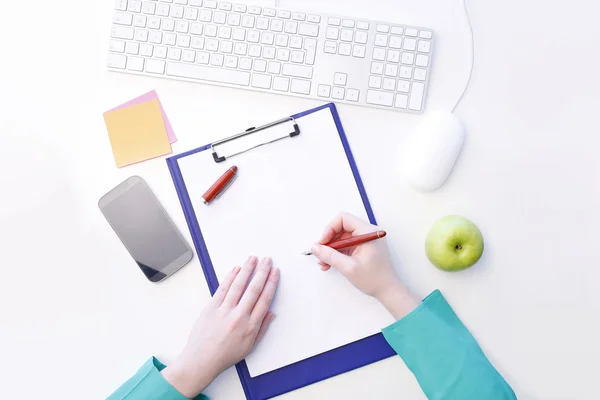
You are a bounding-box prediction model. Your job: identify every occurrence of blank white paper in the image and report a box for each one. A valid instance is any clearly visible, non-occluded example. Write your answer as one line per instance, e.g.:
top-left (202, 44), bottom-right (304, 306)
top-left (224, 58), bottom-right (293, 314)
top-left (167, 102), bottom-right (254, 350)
top-left (178, 108), bottom-right (394, 377)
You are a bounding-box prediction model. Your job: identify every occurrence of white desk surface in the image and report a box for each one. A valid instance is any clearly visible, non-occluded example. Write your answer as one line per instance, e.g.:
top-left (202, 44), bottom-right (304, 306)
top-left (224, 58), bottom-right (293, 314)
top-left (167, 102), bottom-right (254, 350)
top-left (1, 0), bottom-right (599, 399)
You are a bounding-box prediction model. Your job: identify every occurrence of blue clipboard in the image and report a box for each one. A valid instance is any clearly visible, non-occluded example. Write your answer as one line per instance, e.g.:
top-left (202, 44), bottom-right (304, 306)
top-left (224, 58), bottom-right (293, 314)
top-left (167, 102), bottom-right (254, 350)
top-left (166, 103), bottom-right (395, 399)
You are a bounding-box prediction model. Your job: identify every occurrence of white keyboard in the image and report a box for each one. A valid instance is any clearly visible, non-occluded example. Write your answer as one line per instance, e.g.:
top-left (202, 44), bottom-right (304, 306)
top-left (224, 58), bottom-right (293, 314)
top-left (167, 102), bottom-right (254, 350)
top-left (108, 0), bottom-right (435, 113)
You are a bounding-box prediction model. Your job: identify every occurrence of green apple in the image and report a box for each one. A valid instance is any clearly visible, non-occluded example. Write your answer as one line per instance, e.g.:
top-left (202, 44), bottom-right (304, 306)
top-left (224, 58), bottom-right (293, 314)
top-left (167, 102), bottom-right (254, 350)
top-left (425, 215), bottom-right (484, 271)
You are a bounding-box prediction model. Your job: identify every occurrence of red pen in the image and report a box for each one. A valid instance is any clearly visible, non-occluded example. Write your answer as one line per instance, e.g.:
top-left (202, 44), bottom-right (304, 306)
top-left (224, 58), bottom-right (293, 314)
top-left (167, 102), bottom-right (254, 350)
top-left (202, 166), bottom-right (238, 205)
top-left (302, 231), bottom-right (387, 255)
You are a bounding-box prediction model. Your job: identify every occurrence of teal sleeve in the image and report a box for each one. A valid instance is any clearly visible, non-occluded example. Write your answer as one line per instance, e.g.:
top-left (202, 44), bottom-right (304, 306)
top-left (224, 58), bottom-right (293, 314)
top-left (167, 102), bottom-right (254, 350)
top-left (107, 357), bottom-right (209, 400)
top-left (382, 290), bottom-right (516, 400)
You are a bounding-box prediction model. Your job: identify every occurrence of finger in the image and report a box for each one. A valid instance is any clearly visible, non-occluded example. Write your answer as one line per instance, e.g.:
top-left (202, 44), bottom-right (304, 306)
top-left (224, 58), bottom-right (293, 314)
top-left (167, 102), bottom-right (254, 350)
top-left (253, 312), bottom-right (276, 346)
top-left (251, 267), bottom-right (280, 323)
top-left (311, 244), bottom-right (356, 275)
top-left (239, 257), bottom-right (273, 312)
top-left (211, 266), bottom-right (241, 307)
top-left (319, 212), bottom-right (373, 243)
top-left (320, 265), bottom-right (331, 271)
top-left (223, 256), bottom-right (258, 308)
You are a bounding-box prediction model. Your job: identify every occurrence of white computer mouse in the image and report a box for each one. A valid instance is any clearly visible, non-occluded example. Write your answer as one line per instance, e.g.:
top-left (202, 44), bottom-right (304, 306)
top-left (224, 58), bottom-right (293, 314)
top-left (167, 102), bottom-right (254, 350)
top-left (401, 111), bottom-right (466, 191)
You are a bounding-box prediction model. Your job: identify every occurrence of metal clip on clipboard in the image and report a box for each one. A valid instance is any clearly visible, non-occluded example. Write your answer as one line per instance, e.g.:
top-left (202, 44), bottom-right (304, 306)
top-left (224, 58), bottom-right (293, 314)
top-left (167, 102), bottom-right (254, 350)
top-left (211, 116), bottom-right (300, 163)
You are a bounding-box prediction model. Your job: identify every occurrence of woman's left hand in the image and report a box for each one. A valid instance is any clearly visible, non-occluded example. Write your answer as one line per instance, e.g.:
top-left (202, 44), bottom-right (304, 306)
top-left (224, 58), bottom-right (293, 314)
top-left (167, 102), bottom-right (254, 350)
top-left (162, 256), bottom-right (280, 398)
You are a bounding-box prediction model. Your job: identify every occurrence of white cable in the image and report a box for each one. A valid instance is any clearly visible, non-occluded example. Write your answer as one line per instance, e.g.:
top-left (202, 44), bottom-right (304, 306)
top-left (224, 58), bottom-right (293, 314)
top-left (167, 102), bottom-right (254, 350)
top-left (452, 0), bottom-right (475, 112)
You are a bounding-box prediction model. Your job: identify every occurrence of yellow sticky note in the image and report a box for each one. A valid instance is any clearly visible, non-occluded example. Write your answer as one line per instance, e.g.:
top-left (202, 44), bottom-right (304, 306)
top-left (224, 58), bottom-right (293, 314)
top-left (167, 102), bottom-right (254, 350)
top-left (103, 99), bottom-right (172, 168)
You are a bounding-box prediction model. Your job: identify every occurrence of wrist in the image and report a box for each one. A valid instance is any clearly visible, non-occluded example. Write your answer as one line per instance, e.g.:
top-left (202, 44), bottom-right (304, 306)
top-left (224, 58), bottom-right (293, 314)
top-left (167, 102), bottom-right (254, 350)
top-left (375, 281), bottom-right (419, 320)
top-left (161, 356), bottom-right (215, 399)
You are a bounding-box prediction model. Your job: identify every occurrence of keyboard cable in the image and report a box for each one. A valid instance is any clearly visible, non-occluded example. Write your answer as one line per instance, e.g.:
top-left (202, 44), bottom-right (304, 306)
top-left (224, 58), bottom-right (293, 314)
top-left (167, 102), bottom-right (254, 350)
top-left (452, 0), bottom-right (475, 112)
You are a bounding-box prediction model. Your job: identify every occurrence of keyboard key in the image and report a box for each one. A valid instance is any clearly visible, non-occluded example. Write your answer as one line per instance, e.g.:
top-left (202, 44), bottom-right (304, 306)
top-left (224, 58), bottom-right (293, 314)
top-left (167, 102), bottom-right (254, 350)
top-left (355, 31), bottom-right (368, 44)
top-left (342, 19), bottom-right (355, 28)
top-left (273, 76), bottom-right (290, 91)
top-left (291, 50), bottom-right (305, 63)
top-left (356, 21), bottom-right (369, 30)
top-left (232, 28), bottom-right (245, 40)
top-left (109, 39), bottom-right (126, 52)
top-left (298, 23), bottom-right (319, 37)
top-left (224, 55), bottom-right (238, 67)
top-left (190, 22), bottom-right (203, 35)
top-left (346, 88), bottom-right (359, 102)
top-left (220, 40), bottom-right (233, 53)
top-left (326, 27), bottom-right (339, 40)
top-left (290, 36), bottom-right (303, 49)
top-left (234, 42), bottom-right (247, 55)
top-left (277, 10), bottom-right (291, 19)
top-left (142, 2), bottom-right (156, 14)
top-left (419, 30), bottom-right (433, 39)
top-left (248, 44), bottom-right (261, 57)
top-left (324, 41), bottom-right (337, 54)
top-left (155, 46), bottom-right (167, 58)
top-left (340, 29), bottom-right (353, 42)
top-left (366, 90), bottom-right (394, 106)
top-left (317, 84), bottom-right (331, 97)
top-left (334, 72), bottom-right (347, 85)
top-left (370, 62), bottom-right (383, 74)
top-left (242, 15), bottom-right (255, 28)
top-left (395, 94), bottom-right (408, 109)
top-left (168, 47), bottom-right (182, 60)
top-left (374, 34), bottom-right (388, 47)
top-left (227, 13), bottom-right (241, 26)
top-left (115, 0), bottom-right (128, 11)
top-left (376, 24), bottom-right (389, 33)
top-left (304, 38), bottom-right (317, 64)
top-left (415, 54), bottom-right (429, 67)
top-left (214, 11), bottom-right (226, 24)
top-left (385, 64), bottom-right (398, 77)
top-left (205, 24), bottom-right (217, 37)
top-left (382, 77), bottom-right (395, 91)
top-left (277, 48), bottom-right (290, 61)
top-left (401, 52), bottom-right (414, 64)
top-left (397, 79), bottom-right (410, 93)
top-left (239, 57), bottom-right (252, 69)
top-left (284, 21), bottom-right (298, 34)
top-left (190, 0), bottom-right (203, 5)
top-left (282, 63), bottom-right (313, 79)
top-left (196, 51), bottom-right (209, 64)
top-left (177, 34), bottom-right (191, 47)
top-left (387, 50), bottom-right (400, 63)
top-left (262, 46), bottom-right (275, 59)
top-left (261, 32), bottom-right (274, 45)
top-left (352, 45), bottom-right (366, 58)
top-left (192, 37), bottom-right (205, 49)
top-left (256, 17), bottom-right (269, 30)
top-left (271, 19), bottom-right (284, 32)
top-left (418, 40), bottom-right (431, 53)
top-left (218, 2), bottom-right (232, 11)
top-left (199, 9), bottom-right (212, 21)
top-left (128, 0), bottom-right (142, 12)
top-left (338, 43), bottom-right (351, 56)
top-left (131, 28), bottom-right (146, 42)
top-left (332, 87), bottom-right (345, 100)
top-left (171, 5), bottom-right (184, 18)
top-left (176, 20), bottom-right (189, 33)
top-left (148, 31), bottom-right (162, 43)
top-left (146, 58), bottom-right (166, 74)
top-left (368, 76), bottom-right (382, 89)
top-left (389, 36), bottom-right (402, 49)
top-left (292, 12), bottom-right (306, 21)
top-left (328, 17), bottom-right (341, 26)
top-left (276, 34), bottom-right (289, 46)
top-left (210, 53), bottom-right (224, 66)
top-left (405, 28), bottom-right (418, 37)
top-left (140, 43), bottom-right (154, 56)
top-left (307, 14), bottom-right (320, 23)
top-left (205, 0), bottom-right (217, 8)
top-left (391, 26), bottom-right (403, 35)
top-left (253, 59), bottom-right (267, 72)
top-left (248, 6), bottom-right (261, 15)
top-left (185, 7), bottom-right (199, 20)
top-left (107, 53), bottom-right (127, 68)
top-left (373, 48), bottom-right (385, 61)
top-left (206, 38), bottom-right (218, 51)
top-left (268, 61), bottom-right (281, 74)
top-left (182, 49), bottom-right (196, 62)
top-left (114, 12), bottom-right (133, 25)
top-left (290, 79), bottom-right (311, 94)
top-left (252, 72), bottom-right (272, 89)
top-left (233, 4), bottom-right (246, 12)
top-left (157, 4), bottom-right (170, 16)
top-left (147, 16), bottom-right (161, 29)
top-left (164, 33), bottom-right (176, 45)
top-left (263, 8), bottom-right (276, 17)
top-left (111, 26), bottom-right (135, 40)
top-left (163, 19), bottom-right (175, 31)
top-left (414, 68), bottom-right (427, 81)
top-left (409, 82), bottom-right (425, 110)
top-left (247, 30), bottom-right (259, 42)
top-left (403, 38), bottom-right (416, 51)
top-left (399, 66), bottom-right (412, 78)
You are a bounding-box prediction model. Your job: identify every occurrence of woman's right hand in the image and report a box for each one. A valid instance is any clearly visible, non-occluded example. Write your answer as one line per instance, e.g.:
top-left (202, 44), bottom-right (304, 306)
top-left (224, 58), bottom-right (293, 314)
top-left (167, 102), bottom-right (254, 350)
top-left (311, 213), bottom-right (419, 319)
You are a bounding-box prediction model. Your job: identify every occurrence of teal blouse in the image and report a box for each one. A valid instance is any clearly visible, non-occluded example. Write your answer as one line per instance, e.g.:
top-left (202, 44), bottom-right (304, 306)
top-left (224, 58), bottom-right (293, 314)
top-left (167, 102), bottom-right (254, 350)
top-left (108, 290), bottom-right (516, 400)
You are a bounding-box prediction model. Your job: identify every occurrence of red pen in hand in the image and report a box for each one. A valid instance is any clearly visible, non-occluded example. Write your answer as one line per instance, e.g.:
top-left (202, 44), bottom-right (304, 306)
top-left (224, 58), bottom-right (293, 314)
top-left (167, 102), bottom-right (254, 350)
top-left (302, 230), bottom-right (387, 255)
top-left (202, 166), bottom-right (238, 205)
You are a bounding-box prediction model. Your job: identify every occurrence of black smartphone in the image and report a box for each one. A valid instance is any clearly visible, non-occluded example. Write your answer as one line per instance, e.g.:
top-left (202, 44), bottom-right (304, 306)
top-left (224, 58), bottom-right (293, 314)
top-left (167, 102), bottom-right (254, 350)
top-left (98, 176), bottom-right (193, 282)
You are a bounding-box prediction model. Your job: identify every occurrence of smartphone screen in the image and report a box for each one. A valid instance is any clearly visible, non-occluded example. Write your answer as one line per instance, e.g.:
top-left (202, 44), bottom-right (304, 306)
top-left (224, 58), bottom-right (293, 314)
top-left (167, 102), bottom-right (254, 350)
top-left (99, 176), bottom-right (193, 282)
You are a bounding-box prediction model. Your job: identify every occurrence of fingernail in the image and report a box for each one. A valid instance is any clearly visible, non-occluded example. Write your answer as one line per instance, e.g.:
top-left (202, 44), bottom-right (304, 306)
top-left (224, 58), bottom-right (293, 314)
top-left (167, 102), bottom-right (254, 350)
top-left (269, 313), bottom-right (276, 323)
top-left (311, 245), bottom-right (319, 255)
top-left (263, 257), bottom-right (272, 267)
top-left (233, 266), bottom-right (241, 273)
top-left (248, 256), bottom-right (258, 267)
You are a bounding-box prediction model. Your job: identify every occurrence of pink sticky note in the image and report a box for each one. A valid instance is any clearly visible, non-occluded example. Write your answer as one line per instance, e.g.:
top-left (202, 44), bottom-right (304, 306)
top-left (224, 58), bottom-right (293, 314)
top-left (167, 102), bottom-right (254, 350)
top-left (107, 90), bottom-right (177, 143)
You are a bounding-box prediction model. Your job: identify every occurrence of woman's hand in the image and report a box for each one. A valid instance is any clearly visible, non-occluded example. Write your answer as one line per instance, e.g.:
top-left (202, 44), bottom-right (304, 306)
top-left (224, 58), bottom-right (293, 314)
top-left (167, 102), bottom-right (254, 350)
top-left (311, 213), bottom-right (418, 320)
top-left (162, 256), bottom-right (279, 398)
